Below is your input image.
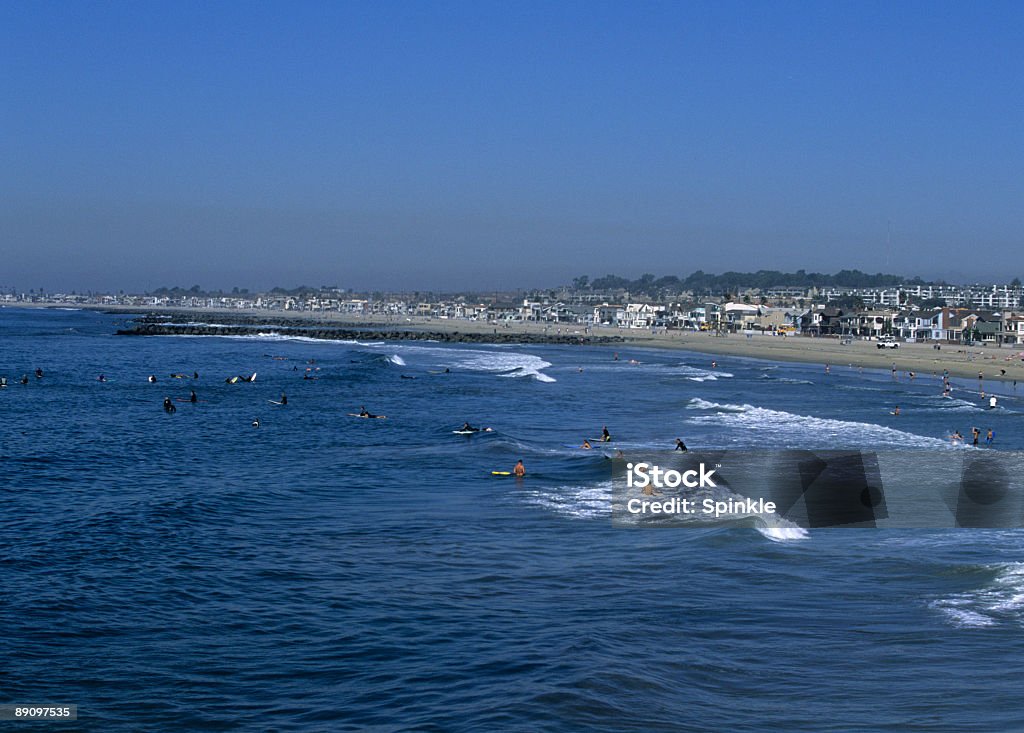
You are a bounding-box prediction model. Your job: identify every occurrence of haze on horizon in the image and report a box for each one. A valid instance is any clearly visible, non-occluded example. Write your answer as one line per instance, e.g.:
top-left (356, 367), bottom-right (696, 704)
top-left (2, 1), bottom-right (1022, 294)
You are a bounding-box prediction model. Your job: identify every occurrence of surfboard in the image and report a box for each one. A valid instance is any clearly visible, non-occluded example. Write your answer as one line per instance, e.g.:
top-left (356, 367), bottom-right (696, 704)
top-left (269, 400), bottom-right (286, 405)
top-left (491, 471), bottom-right (512, 476)
top-left (348, 413), bottom-right (387, 419)
top-left (453, 430), bottom-right (478, 435)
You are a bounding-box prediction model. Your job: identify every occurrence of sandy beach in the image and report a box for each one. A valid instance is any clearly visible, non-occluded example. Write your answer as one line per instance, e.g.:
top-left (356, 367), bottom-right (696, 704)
top-left (29, 303), bottom-right (1024, 384)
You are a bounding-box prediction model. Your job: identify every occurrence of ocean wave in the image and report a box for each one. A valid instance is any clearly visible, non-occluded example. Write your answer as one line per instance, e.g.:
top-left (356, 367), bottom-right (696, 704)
top-left (388, 354), bottom-right (406, 366)
top-left (684, 398), bottom-right (952, 449)
top-left (931, 563), bottom-right (1024, 628)
top-left (518, 480), bottom-right (613, 519)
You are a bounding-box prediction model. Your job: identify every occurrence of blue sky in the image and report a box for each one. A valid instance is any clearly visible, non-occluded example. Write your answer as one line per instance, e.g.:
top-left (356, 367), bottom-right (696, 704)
top-left (2, 1), bottom-right (1022, 292)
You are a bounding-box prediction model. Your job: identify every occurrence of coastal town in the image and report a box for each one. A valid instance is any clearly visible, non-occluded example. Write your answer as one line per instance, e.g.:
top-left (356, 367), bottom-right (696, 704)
top-left (7, 279), bottom-right (1024, 346)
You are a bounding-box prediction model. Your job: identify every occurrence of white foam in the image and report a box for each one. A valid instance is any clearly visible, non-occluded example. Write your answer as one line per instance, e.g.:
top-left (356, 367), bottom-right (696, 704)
top-left (453, 350), bottom-right (556, 382)
top-left (685, 398), bottom-right (953, 449)
top-left (931, 563), bottom-right (1024, 628)
top-left (388, 354), bottom-right (406, 366)
top-left (757, 525), bottom-right (811, 542)
top-left (519, 481), bottom-right (613, 519)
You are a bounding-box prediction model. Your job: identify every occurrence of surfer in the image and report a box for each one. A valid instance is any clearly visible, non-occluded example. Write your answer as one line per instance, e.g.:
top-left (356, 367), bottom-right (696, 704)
top-left (358, 406), bottom-right (379, 418)
top-left (163, 397), bottom-right (176, 414)
top-left (0, 376), bottom-right (6, 388)
top-left (581, 439), bottom-right (592, 449)
top-left (460, 422), bottom-right (480, 433)
top-left (193, 371), bottom-right (199, 379)
top-left (280, 393), bottom-right (287, 405)
top-left (190, 390), bottom-right (198, 403)
top-left (513, 460), bottom-right (525, 477)
top-left (35, 368), bottom-right (43, 379)
top-left (252, 418), bottom-right (260, 428)
top-left (19, 375), bottom-right (28, 385)
top-left (601, 426), bottom-right (611, 442)
top-left (98, 374), bottom-right (106, 382)
top-left (148, 375), bottom-right (157, 383)
top-left (892, 406), bottom-right (900, 416)
top-left (675, 438), bottom-right (688, 452)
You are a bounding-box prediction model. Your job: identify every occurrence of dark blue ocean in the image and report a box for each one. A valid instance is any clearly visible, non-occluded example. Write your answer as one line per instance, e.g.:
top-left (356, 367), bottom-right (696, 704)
top-left (3, 306), bottom-right (1024, 731)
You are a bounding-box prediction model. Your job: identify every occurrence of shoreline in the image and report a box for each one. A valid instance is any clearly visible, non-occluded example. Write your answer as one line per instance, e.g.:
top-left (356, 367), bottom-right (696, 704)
top-left (15, 302), bottom-right (1024, 383)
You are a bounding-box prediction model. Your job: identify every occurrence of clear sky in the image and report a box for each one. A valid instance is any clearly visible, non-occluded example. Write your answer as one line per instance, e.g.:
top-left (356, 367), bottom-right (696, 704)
top-left (2, 0), bottom-right (1022, 292)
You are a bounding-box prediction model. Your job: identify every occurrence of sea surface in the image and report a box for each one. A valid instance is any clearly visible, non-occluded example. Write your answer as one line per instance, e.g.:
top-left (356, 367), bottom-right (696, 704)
top-left (3, 306), bottom-right (1024, 731)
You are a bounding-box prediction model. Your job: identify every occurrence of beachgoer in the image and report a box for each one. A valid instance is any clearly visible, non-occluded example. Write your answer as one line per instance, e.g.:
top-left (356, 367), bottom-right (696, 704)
top-left (972, 427), bottom-right (980, 446)
top-left (513, 460), bottom-right (525, 477)
top-left (986, 429), bottom-right (994, 446)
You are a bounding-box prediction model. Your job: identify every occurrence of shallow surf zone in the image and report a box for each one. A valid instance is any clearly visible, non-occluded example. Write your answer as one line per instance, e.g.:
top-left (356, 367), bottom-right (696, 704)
top-left (173, 331), bottom-right (387, 347)
top-left (930, 563), bottom-right (1024, 628)
top-left (685, 398), bottom-right (953, 450)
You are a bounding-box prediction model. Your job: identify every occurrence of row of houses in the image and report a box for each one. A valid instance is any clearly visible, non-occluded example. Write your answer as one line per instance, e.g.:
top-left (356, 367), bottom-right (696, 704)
top-left (801, 305), bottom-right (1024, 345)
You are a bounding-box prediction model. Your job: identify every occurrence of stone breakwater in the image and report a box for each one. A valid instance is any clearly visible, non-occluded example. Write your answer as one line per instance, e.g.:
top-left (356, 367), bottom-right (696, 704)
top-left (116, 319), bottom-right (624, 346)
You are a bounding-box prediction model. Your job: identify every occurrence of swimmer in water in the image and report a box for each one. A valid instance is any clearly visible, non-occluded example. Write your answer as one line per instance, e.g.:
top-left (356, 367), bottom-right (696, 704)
top-left (163, 397), bottom-right (176, 414)
top-left (513, 460), bottom-right (525, 477)
top-left (581, 439), bottom-right (592, 449)
top-left (148, 375), bottom-right (157, 383)
top-left (98, 374), bottom-right (106, 382)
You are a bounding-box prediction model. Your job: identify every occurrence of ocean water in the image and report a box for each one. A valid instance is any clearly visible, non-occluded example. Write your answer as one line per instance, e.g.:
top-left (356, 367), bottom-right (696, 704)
top-left (3, 307), bottom-right (1024, 731)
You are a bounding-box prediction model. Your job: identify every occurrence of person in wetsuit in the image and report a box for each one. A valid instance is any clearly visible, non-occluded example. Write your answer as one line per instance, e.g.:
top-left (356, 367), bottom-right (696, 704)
top-left (163, 397), bottom-right (176, 413)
